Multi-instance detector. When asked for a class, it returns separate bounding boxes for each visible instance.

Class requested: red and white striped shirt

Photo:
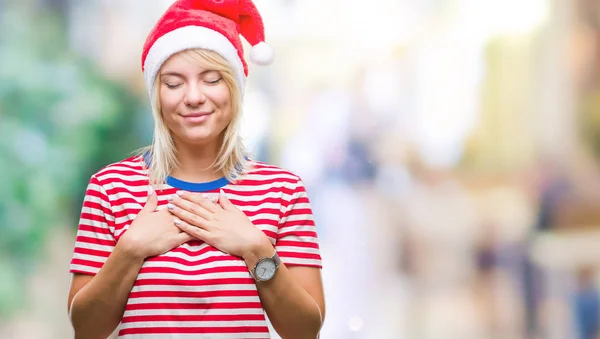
[69,156,322,338]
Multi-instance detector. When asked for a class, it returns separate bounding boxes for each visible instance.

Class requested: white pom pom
[250,42,274,65]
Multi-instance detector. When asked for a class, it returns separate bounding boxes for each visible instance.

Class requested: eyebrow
[160,70,218,77]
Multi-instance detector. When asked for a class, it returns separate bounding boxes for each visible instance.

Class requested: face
[158,52,233,148]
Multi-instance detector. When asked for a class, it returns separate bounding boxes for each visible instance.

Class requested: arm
[67,183,192,338]
[243,246,325,339]
[68,243,144,339]
[169,179,326,339]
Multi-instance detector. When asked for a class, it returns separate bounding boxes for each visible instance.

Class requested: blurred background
[2,0,600,338]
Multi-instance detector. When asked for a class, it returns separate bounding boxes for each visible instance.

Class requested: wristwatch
[250,251,281,282]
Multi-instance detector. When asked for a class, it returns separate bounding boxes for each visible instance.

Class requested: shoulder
[89,155,147,187]
[240,160,312,202]
[243,160,303,185]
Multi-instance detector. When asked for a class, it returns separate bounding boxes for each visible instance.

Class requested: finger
[168,203,211,229]
[168,193,213,220]
[174,231,194,245]
[174,218,210,241]
[140,186,158,215]
[218,189,235,211]
[199,193,219,212]
[178,191,218,213]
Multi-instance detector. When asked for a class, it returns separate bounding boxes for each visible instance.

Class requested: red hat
[142,0,274,97]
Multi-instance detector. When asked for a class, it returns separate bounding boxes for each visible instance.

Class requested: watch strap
[271,251,281,267]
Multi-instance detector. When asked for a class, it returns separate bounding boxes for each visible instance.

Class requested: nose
[183,83,206,107]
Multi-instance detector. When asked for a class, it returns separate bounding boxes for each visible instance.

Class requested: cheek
[159,89,182,113]
[210,86,232,110]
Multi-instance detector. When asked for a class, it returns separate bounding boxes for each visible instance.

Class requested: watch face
[256,259,277,280]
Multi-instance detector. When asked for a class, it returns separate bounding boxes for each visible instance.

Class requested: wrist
[242,238,275,269]
[116,235,147,263]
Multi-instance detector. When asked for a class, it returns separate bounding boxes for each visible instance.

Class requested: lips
[181,111,213,124]
[182,111,212,118]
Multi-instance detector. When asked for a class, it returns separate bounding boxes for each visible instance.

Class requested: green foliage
[0,4,148,317]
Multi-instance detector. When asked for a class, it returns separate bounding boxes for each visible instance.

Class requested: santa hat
[141,0,274,98]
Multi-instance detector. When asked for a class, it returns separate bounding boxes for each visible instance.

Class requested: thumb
[141,185,158,214]
[218,189,234,210]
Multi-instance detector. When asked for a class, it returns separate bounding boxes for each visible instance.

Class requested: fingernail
[176,191,185,197]
[167,195,174,202]
[173,218,181,226]
[167,203,175,210]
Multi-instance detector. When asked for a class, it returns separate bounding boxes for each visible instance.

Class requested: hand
[167,190,272,259]
[119,186,193,260]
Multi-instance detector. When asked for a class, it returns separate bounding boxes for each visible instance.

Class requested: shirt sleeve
[276,177,322,268]
[69,175,116,275]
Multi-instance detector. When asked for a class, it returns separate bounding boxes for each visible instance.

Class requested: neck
[170,140,223,183]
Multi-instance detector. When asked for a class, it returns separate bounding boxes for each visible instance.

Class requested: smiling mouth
[182,111,213,118]
[180,111,213,124]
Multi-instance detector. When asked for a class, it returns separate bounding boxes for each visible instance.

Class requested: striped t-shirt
[69,156,322,338]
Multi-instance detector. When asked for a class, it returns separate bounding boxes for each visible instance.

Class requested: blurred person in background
[66,1,325,338]
[572,266,600,339]
[523,158,571,339]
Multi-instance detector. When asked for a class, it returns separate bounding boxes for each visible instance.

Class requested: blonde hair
[139,48,250,186]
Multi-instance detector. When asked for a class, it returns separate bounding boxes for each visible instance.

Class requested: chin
[169,121,227,147]
[178,130,220,146]
[183,135,217,146]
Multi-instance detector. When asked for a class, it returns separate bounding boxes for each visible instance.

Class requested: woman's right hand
[119,186,193,260]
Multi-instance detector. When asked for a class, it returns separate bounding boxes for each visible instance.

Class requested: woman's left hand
[167,190,272,258]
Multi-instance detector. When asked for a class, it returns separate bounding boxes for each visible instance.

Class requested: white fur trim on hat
[250,42,274,65]
[143,25,246,99]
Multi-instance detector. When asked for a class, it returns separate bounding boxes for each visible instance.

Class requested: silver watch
[250,251,281,282]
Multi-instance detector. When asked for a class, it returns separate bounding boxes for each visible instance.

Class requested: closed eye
[205,78,222,85]
[165,83,182,89]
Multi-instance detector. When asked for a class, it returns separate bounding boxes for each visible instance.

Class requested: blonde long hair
[139,48,250,186]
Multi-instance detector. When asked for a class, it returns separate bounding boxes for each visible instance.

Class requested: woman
[67,1,325,338]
